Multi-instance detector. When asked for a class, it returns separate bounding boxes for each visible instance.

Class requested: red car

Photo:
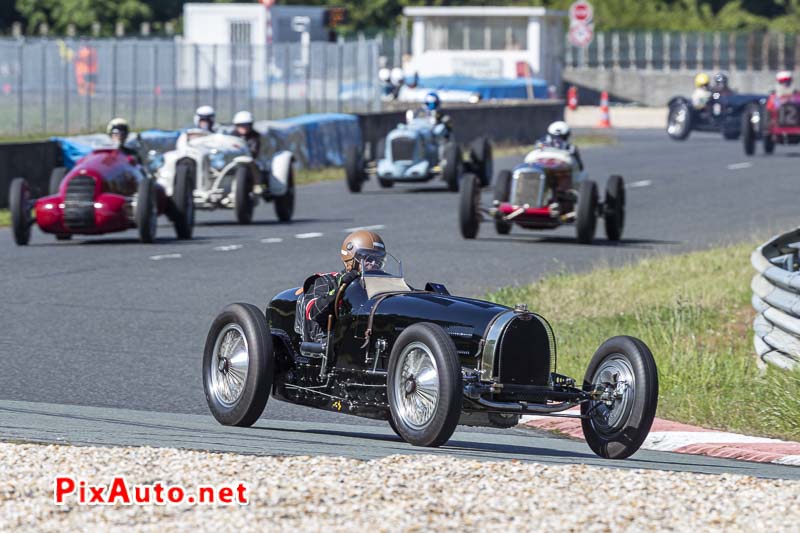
[9,147,193,245]
[743,92,800,155]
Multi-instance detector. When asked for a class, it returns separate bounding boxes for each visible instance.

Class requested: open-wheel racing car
[742,92,800,155]
[345,109,492,193]
[666,91,763,141]
[154,129,295,224]
[202,252,659,459]
[459,142,625,244]
[9,146,193,245]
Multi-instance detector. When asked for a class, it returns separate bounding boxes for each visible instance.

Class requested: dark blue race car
[667,91,765,141]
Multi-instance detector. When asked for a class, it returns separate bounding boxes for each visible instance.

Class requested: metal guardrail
[751,228,800,371]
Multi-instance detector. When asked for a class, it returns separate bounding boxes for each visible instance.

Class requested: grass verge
[0,209,8,227]
[296,166,344,186]
[492,133,617,159]
[486,242,800,441]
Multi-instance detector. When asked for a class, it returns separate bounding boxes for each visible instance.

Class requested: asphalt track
[2,129,800,478]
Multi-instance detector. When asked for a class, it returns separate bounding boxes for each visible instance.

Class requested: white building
[403,6,566,86]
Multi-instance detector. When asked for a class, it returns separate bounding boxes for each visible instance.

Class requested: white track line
[213,244,243,252]
[149,253,182,261]
[295,232,324,239]
[727,162,753,170]
[261,237,283,244]
[344,224,386,232]
[629,180,652,188]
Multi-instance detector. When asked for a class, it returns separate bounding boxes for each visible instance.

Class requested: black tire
[172,161,194,240]
[234,164,254,224]
[9,177,32,246]
[743,112,756,156]
[378,178,394,188]
[666,101,691,140]
[581,336,659,460]
[576,179,598,244]
[387,322,462,447]
[459,173,480,239]
[56,234,72,241]
[203,303,274,427]
[493,169,512,235]
[722,130,740,140]
[470,137,493,187]
[387,415,402,439]
[136,179,157,244]
[442,142,462,192]
[345,144,364,193]
[273,164,295,222]
[49,167,67,195]
[764,134,775,155]
[604,175,625,242]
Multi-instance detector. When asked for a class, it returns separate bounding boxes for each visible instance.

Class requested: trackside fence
[751,228,800,371]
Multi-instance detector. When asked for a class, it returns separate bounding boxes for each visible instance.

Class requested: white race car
[154,129,295,224]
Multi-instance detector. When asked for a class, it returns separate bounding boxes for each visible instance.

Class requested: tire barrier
[751,228,800,371]
[0,140,62,208]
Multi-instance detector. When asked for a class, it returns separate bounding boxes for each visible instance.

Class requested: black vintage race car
[667,91,764,141]
[203,254,659,459]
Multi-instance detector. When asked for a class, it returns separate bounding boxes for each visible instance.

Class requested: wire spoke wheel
[393,342,440,429]
[210,324,250,407]
[588,355,635,436]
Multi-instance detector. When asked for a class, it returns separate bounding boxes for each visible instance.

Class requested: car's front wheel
[576,179,598,244]
[136,179,157,244]
[459,173,481,239]
[172,161,194,239]
[442,142,462,192]
[9,177,33,246]
[580,336,659,459]
[203,303,274,427]
[345,145,364,193]
[234,164,255,224]
[493,169,512,235]
[604,175,625,241]
[387,322,462,447]
[666,101,691,140]
[273,164,295,222]
[742,110,756,156]
[764,134,776,155]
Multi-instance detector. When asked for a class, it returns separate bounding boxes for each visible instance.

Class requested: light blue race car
[345,109,492,193]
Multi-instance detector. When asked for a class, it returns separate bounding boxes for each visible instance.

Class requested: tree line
[3,0,800,36]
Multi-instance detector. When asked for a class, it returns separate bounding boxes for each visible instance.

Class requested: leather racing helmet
[341,230,386,272]
[547,120,571,142]
[194,105,215,129]
[777,70,793,86]
[694,72,710,88]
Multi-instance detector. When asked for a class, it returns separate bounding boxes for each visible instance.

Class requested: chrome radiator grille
[510,171,545,207]
[63,175,96,231]
[390,137,416,161]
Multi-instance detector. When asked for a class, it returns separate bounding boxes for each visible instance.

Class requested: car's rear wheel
[764,134,775,155]
[172,161,194,239]
[345,144,364,193]
[273,164,295,222]
[576,179,598,244]
[581,336,659,459]
[493,169,512,235]
[442,142,462,192]
[470,136,493,187]
[136,179,157,243]
[459,173,481,239]
[666,101,691,140]
[49,167,67,196]
[387,322,462,447]
[9,177,32,246]
[203,303,274,427]
[604,175,625,242]
[234,164,254,224]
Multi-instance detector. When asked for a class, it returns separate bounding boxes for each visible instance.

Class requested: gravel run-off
[2,442,799,532]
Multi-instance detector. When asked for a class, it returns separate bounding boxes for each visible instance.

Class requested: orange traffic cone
[597,91,611,128]
[567,85,578,111]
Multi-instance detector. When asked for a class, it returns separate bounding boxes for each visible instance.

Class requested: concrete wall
[565,68,782,107]
[358,100,564,149]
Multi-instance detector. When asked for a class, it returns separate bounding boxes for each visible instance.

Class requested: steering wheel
[333,275,358,319]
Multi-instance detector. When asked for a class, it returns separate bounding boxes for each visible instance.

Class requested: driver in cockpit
[540,120,584,171]
[299,230,386,343]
